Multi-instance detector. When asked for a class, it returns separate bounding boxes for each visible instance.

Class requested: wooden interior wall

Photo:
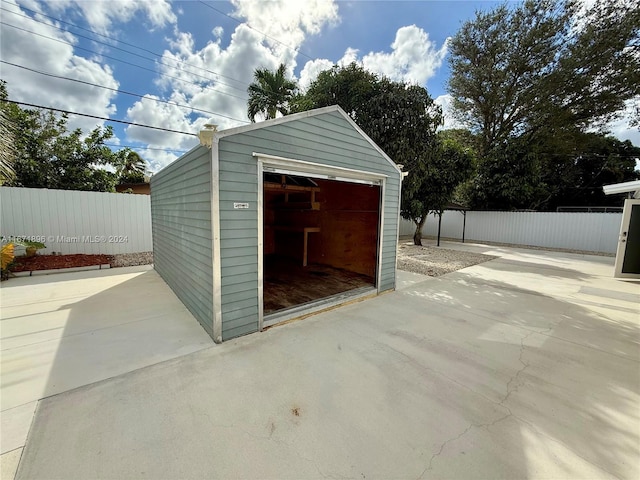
[309,180,379,278]
[264,189,320,260]
[263,177,380,279]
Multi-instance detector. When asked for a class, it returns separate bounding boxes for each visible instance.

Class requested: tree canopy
[401,131,475,244]
[448,0,640,156]
[0,80,144,192]
[447,0,640,210]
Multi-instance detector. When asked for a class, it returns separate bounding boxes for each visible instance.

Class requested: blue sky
[1,0,638,172]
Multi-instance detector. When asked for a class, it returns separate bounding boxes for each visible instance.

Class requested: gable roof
[216,105,402,175]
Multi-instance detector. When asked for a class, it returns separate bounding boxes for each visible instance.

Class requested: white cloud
[126,2,341,171]
[230,0,339,65]
[0,2,118,132]
[297,47,361,91]
[46,0,176,33]
[434,94,465,130]
[298,58,334,91]
[605,98,640,146]
[124,95,200,171]
[297,25,448,92]
[362,25,448,85]
[212,26,224,39]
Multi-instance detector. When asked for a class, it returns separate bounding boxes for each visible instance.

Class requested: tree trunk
[413,216,426,246]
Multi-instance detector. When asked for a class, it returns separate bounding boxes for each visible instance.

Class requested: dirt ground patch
[12,254,112,272]
[10,252,154,273]
[397,242,496,276]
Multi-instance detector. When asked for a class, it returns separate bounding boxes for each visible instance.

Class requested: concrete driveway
[6,245,640,479]
[0,266,214,478]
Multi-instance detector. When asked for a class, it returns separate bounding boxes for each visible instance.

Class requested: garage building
[151,106,402,343]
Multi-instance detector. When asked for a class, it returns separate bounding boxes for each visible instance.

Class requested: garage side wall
[150,147,214,337]
[218,110,400,341]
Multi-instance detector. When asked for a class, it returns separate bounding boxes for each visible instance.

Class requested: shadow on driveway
[0,266,213,460]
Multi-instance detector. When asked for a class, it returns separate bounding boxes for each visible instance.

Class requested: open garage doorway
[262,171,381,319]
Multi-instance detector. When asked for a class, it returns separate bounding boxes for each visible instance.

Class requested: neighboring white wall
[400,210,622,254]
[0,187,152,254]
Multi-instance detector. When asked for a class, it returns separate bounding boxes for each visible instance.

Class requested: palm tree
[247,63,297,122]
[0,108,15,186]
[118,151,146,176]
[117,150,147,183]
[0,87,16,186]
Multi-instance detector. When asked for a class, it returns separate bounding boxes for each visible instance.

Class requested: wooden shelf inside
[264,181,320,210]
[273,226,320,267]
[264,182,320,193]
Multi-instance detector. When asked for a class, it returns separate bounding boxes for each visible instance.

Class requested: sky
[1,0,638,173]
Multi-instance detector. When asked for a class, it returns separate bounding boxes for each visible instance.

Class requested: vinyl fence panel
[0,187,152,254]
[400,210,622,254]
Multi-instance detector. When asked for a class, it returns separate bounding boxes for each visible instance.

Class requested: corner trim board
[377,178,386,293]
[211,136,223,343]
[257,159,265,331]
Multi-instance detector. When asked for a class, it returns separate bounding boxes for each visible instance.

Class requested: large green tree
[448,0,640,210]
[448,0,640,156]
[1,81,129,192]
[247,63,297,122]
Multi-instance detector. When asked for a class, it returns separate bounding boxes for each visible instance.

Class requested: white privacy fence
[1,187,623,255]
[399,210,622,254]
[0,187,152,255]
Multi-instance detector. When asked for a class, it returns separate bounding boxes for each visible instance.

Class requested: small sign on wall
[233,202,249,209]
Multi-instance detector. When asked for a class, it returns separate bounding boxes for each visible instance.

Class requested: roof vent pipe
[198,123,218,148]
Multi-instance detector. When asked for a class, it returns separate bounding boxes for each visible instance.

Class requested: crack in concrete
[499,326,554,407]
[416,327,555,479]
[416,412,514,480]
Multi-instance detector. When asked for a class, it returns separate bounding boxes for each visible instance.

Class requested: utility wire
[1,60,250,124]
[0,5,250,95]
[0,21,250,102]
[1,99,199,137]
[1,1,251,91]
[104,143,188,153]
[0,2,313,106]
[198,0,315,61]
[2,1,301,101]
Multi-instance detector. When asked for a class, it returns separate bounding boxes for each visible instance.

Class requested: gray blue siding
[151,147,214,337]
[150,107,401,343]
[218,109,400,340]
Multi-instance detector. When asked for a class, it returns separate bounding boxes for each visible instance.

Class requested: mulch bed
[11,254,113,272]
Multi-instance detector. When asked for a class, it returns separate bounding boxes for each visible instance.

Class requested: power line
[198,0,315,61]
[0,5,251,95]
[1,2,252,91]
[0,21,250,103]
[1,60,250,124]
[1,99,198,137]
[2,1,308,106]
[104,143,188,153]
